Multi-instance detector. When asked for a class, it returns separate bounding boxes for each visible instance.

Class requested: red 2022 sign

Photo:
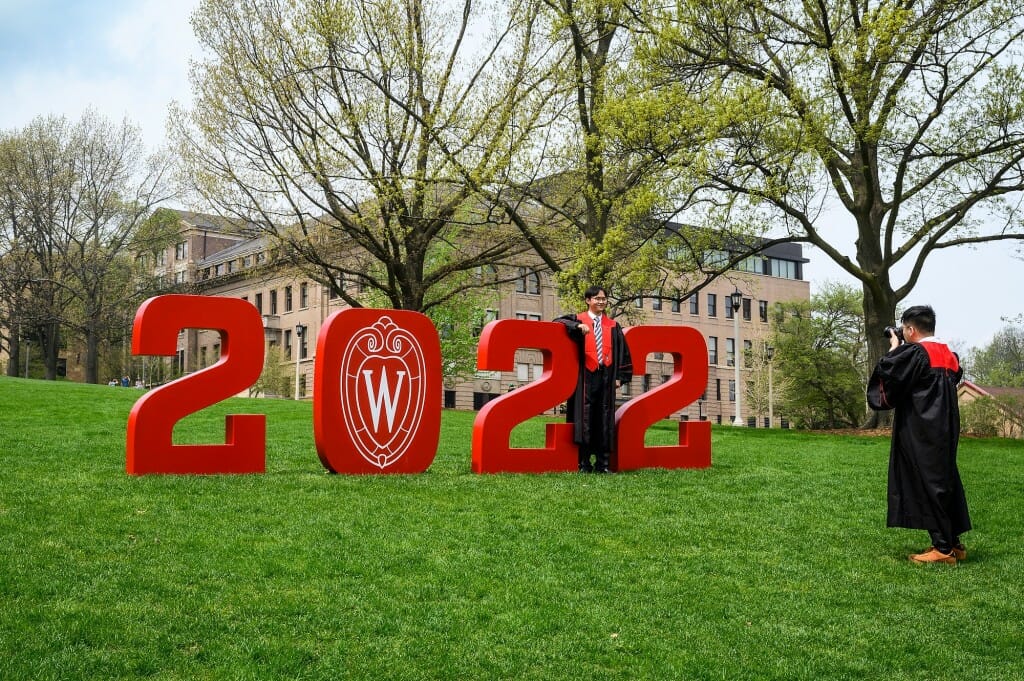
[126,295,710,475]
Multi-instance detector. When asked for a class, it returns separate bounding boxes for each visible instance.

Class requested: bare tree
[173,0,557,314]
[0,113,174,382]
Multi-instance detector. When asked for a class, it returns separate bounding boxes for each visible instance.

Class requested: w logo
[363,368,406,432]
[336,316,427,469]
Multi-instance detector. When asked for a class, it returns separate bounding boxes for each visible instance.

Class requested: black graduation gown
[554,314,633,451]
[867,342,971,537]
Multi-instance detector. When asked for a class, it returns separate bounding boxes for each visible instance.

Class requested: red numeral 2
[471,320,578,473]
[126,295,266,475]
[614,326,711,470]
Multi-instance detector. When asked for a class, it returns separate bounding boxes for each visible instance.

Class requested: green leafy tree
[770,283,867,429]
[646,0,1024,394]
[966,324,1024,387]
[502,0,763,316]
[250,344,292,398]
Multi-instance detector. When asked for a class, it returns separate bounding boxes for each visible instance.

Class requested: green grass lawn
[1,375,1023,680]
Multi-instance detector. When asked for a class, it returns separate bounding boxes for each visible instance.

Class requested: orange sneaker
[952,544,967,561]
[909,547,957,565]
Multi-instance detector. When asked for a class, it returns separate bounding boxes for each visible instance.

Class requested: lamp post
[766,345,775,428]
[729,287,743,426]
[294,324,306,400]
[24,339,30,379]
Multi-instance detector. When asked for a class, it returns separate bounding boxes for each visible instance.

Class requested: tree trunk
[6,336,20,377]
[84,324,100,384]
[41,322,60,381]
[862,282,898,429]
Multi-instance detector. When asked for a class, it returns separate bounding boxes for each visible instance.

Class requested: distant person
[555,286,633,473]
[108,378,118,387]
[867,305,971,565]
[121,376,130,388]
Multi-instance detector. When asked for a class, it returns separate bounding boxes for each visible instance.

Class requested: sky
[2,0,1022,352]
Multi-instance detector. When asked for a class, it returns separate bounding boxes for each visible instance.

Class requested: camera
[883,325,904,341]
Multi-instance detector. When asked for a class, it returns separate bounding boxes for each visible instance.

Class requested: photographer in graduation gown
[867,305,971,565]
[555,286,633,473]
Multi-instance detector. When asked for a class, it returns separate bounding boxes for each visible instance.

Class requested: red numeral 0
[313,309,442,474]
[614,325,711,471]
[126,295,266,475]
[471,320,578,473]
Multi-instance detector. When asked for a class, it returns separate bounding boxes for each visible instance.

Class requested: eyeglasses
[590,297,608,301]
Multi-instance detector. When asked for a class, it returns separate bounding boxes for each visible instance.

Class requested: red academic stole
[920,341,960,373]
[577,313,615,371]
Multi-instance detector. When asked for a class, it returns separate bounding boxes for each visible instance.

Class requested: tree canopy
[645,0,1024,377]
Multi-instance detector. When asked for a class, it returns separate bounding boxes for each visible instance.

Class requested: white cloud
[0,0,199,150]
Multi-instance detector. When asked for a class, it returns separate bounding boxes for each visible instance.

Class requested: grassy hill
[1,376,1022,680]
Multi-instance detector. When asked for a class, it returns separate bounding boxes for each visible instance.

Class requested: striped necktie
[593,315,604,365]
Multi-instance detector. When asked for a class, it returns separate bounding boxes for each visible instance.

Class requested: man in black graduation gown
[867,305,971,565]
[555,286,633,473]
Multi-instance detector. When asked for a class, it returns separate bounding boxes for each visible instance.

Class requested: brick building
[150,209,810,425]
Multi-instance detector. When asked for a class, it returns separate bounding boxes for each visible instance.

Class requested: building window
[517,363,530,381]
[726,338,736,367]
[227,260,236,274]
[298,374,307,398]
[285,286,293,312]
[175,241,188,260]
[300,282,309,308]
[689,293,699,315]
[715,378,721,401]
[174,270,186,284]
[641,374,651,392]
[652,296,662,311]
[256,251,267,264]
[772,258,797,279]
[527,272,540,295]
[156,250,167,266]
[243,255,253,268]
[444,390,456,409]
[199,346,207,368]
[270,289,278,315]
[671,297,681,313]
[707,336,718,364]
[284,330,292,359]
[725,298,734,319]
[635,297,643,309]
[214,263,224,276]
[474,309,500,337]
[742,297,751,321]
[300,329,309,359]
[736,256,762,274]
[707,293,717,317]
[254,292,263,314]
[729,380,736,402]
[759,300,768,323]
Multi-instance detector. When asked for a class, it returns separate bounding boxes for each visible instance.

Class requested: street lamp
[729,287,743,426]
[294,324,306,400]
[766,345,775,428]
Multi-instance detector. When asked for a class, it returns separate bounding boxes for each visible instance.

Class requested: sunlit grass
[1,376,1022,680]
